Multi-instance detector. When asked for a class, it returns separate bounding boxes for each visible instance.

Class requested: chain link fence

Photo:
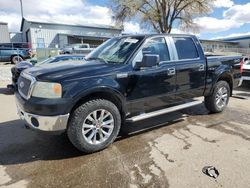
[0,42,97,63]
[217,48,250,56]
[202,46,250,56]
[33,42,96,61]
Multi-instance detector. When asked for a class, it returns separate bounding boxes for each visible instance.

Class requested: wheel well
[217,74,233,96]
[70,91,125,118]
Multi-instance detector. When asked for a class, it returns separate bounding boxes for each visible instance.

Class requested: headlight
[32,82,62,99]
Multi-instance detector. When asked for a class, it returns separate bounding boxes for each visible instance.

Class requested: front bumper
[241,76,250,81]
[16,102,69,132]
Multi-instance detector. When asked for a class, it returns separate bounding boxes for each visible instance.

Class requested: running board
[126,100,203,122]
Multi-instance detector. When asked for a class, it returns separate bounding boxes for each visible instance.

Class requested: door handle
[199,64,205,71]
[167,67,176,76]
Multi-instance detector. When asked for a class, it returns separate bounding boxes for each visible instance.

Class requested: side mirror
[134,54,160,70]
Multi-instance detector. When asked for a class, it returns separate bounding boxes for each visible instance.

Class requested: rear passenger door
[171,37,206,100]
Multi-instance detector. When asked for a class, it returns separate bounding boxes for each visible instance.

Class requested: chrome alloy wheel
[82,109,114,145]
[215,86,228,109]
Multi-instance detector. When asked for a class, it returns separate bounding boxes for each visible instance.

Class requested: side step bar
[126,100,203,122]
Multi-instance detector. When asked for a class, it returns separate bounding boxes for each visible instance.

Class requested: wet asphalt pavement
[1,80,250,188]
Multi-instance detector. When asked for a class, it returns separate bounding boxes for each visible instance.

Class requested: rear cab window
[173,37,199,60]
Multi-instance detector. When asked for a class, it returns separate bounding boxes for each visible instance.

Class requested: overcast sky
[0,0,250,39]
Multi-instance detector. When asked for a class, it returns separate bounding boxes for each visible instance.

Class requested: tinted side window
[133,37,170,65]
[173,37,199,60]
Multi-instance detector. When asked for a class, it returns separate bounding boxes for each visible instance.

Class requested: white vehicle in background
[241,60,250,83]
[61,43,94,55]
[243,56,250,64]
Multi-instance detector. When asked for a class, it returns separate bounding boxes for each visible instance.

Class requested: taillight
[240,60,243,73]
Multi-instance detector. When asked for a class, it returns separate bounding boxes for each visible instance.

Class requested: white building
[200,39,238,52]
[0,22,10,43]
[20,18,123,49]
[200,35,250,56]
[220,35,250,48]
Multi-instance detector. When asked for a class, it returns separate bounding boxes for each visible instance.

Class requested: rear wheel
[205,81,230,113]
[11,55,23,64]
[67,99,121,153]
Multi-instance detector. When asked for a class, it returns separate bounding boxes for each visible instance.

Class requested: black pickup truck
[15,34,242,153]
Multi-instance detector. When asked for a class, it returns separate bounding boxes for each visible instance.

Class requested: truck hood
[24,60,121,82]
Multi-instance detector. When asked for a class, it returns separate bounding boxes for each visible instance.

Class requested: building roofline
[0,22,8,25]
[216,34,250,42]
[222,36,250,42]
[60,33,113,39]
[20,18,123,32]
[122,33,198,37]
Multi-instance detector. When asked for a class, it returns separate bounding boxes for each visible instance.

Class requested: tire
[205,81,230,113]
[67,99,121,153]
[11,55,23,64]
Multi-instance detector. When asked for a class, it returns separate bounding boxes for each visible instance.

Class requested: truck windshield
[85,36,144,64]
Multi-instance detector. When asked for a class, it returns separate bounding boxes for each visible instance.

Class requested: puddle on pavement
[2,104,250,187]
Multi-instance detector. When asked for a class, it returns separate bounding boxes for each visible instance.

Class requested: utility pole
[20,0,24,42]
[20,0,24,18]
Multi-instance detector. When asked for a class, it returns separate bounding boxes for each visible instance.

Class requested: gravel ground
[0,81,250,187]
[0,63,13,82]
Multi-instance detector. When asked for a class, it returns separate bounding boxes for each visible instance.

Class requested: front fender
[73,86,125,105]
[62,77,126,113]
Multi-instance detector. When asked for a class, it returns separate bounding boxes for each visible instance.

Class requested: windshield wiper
[86,57,109,64]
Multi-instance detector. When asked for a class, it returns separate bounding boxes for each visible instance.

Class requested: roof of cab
[121,33,196,38]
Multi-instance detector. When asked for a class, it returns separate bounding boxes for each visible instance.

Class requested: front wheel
[67,99,121,153]
[205,81,230,113]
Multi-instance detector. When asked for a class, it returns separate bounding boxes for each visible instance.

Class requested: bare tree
[112,0,215,33]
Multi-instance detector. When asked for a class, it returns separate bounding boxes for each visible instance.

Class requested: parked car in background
[15,34,242,153]
[11,55,85,86]
[61,43,93,55]
[243,56,250,64]
[240,60,250,84]
[0,43,31,64]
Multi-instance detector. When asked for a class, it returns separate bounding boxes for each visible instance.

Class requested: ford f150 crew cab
[15,34,242,153]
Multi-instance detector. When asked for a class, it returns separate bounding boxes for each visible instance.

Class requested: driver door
[126,37,176,114]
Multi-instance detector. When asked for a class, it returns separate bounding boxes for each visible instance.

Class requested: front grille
[18,75,32,98]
